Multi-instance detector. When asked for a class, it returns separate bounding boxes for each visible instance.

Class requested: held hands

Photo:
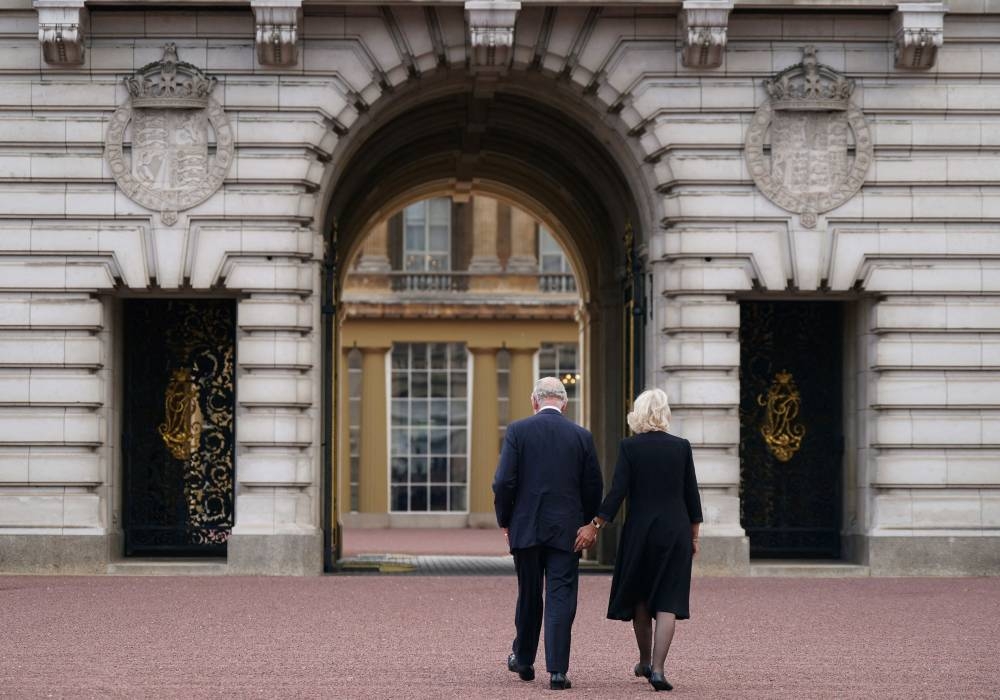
[574,523,598,552]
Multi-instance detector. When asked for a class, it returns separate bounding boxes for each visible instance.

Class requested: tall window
[403,197,451,272]
[497,349,511,448]
[538,342,580,423]
[347,348,362,512]
[538,227,577,292]
[390,343,468,512]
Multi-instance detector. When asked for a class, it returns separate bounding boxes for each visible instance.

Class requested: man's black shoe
[550,672,571,690]
[507,653,535,681]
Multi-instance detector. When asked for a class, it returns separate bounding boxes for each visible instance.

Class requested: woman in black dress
[575,388,703,691]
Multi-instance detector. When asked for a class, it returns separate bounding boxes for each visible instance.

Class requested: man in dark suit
[493,376,604,690]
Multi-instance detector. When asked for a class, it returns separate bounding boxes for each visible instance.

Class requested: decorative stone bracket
[33,0,86,65]
[465,0,521,72]
[891,2,945,70]
[680,0,733,69]
[252,0,301,66]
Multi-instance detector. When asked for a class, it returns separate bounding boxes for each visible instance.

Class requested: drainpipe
[321,223,340,571]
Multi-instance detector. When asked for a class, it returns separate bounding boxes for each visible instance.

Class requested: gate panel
[123,299,236,556]
[739,301,843,559]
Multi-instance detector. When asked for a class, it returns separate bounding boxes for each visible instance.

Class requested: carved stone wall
[0,2,998,575]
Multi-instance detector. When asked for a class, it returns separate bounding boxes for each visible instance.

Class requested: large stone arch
[314,61,663,563]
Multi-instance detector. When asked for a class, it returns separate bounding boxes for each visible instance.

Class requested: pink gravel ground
[1,575,998,699]
[341,527,510,557]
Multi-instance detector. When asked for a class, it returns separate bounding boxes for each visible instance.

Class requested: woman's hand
[574,523,598,552]
[692,537,700,557]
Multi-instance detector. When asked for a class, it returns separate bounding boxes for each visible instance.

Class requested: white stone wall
[0,1,997,572]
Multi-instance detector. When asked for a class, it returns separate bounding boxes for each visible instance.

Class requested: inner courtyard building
[338,195,583,529]
[0,0,998,577]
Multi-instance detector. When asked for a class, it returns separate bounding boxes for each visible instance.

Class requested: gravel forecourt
[1,575,998,699]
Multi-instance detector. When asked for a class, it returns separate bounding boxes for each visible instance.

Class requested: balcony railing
[389,271,470,292]
[370,271,577,294]
[539,273,577,293]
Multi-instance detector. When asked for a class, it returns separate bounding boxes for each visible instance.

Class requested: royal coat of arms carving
[105,44,234,225]
[745,46,873,229]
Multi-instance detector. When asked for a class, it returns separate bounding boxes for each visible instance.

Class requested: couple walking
[493,377,703,692]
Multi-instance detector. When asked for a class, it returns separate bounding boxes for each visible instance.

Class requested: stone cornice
[252,0,301,67]
[891,2,946,70]
[465,0,521,73]
[33,0,86,66]
[680,0,733,70]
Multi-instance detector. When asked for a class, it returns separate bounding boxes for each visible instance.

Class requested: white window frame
[403,198,452,272]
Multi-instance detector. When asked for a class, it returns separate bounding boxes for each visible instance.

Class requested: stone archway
[317,69,661,566]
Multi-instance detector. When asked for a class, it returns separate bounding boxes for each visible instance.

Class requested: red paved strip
[1,576,997,699]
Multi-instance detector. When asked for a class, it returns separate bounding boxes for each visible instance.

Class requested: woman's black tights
[633,602,677,674]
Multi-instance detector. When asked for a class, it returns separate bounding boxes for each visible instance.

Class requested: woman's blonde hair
[627,388,672,434]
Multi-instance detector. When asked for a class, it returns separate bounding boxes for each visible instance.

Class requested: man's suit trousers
[511,545,580,674]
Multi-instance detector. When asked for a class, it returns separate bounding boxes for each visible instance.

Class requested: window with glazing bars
[403,198,451,272]
[390,342,469,512]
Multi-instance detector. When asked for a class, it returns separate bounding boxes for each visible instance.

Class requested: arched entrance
[317,71,660,569]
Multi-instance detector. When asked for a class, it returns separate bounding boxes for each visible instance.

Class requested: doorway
[739,301,844,559]
[121,299,236,557]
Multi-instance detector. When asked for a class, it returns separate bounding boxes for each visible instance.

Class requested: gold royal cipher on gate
[757,370,805,462]
[158,367,204,460]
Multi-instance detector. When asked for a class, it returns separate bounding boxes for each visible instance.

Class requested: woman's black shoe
[648,672,673,691]
[634,663,652,678]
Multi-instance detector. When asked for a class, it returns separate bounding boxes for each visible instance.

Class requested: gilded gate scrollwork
[738,302,843,559]
[124,299,235,555]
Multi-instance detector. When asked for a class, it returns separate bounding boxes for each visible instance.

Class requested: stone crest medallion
[745,46,873,229]
[105,44,233,225]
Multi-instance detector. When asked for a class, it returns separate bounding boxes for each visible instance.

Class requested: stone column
[358,346,389,517]
[508,347,536,421]
[506,208,538,274]
[468,196,502,273]
[355,219,391,273]
[468,346,500,526]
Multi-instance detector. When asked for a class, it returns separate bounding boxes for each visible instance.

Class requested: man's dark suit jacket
[492,408,604,553]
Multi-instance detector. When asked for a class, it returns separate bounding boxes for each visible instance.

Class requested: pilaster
[469,346,500,525]
[658,288,748,572]
[508,348,536,422]
[468,196,502,274]
[358,346,389,514]
[506,208,538,274]
[355,219,392,274]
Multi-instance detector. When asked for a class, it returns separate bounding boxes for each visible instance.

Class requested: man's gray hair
[532,376,568,404]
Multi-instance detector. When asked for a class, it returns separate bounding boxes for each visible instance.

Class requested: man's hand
[503,527,509,545]
[574,523,597,552]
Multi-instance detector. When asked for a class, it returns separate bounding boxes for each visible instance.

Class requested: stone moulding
[252,0,301,67]
[891,2,946,70]
[465,0,521,72]
[104,44,234,226]
[33,0,86,66]
[745,46,873,229]
[680,0,733,69]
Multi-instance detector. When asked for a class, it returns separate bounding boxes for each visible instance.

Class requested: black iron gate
[739,301,843,559]
[123,299,236,556]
